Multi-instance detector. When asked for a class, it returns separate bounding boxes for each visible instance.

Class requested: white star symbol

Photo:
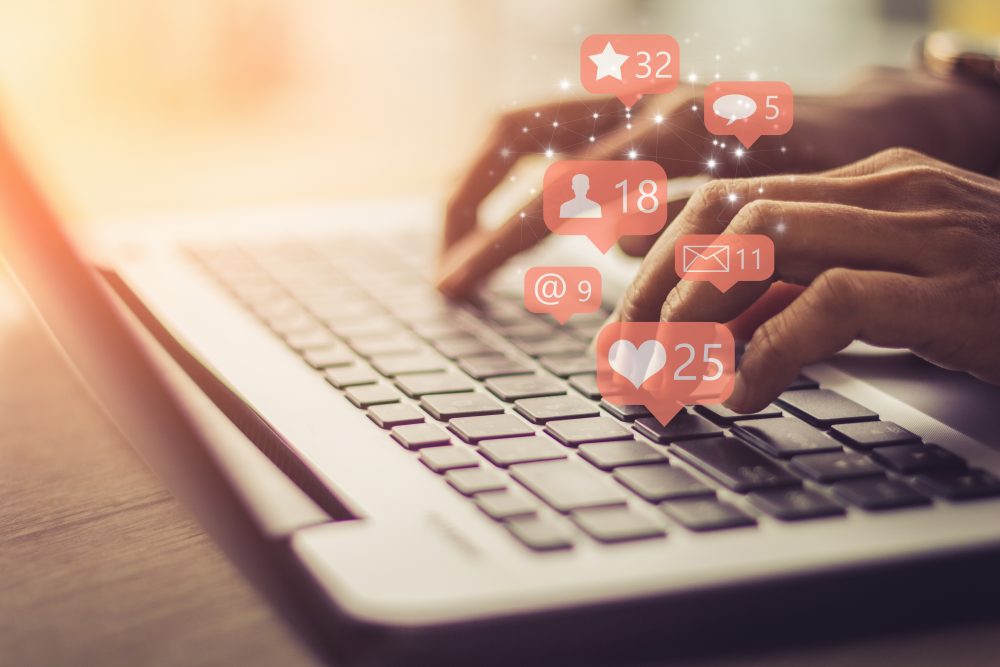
[588,41,629,81]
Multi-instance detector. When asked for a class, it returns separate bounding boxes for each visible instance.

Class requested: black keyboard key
[302,345,355,369]
[485,374,566,402]
[748,488,845,521]
[833,478,931,511]
[367,403,425,428]
[475,490,537,519]
[600,402,651,421]
[914,469,1000,501]
[514,336,588,358]
[433,336,498,359]
[514,395,599,424]
[613,464,714,502]
[672,437,801,493]
[458,355,533,380]
[324,364,379,389]
[695,403,782,425]
[538,355,598,378]
[370,353,446,377]
[496,321,552,339]
[578,441,667,470]
[505,516,573,551]
[510,460,627,512]
[350,334,423,357]
[776,389,878,426]
[420,393,505,420]
[419,446,479,472]
[545,417,632,446]
[659,498,756,531]
[830,421,920,449]
[390,423,452,450]
[789,451,883,483]
[633,412,723,443]
[445,467,507,495]
[449,414,535,443]
[478,436,567,467]
[571,506,665,543]
[345,383,402,408]
[785,374,819,390]
[733,417,844,458]
[870,443,966,474]
[568,374,601,400]
[394,372,475,398]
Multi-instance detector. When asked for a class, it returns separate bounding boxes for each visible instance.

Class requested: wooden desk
[1,278,997,667]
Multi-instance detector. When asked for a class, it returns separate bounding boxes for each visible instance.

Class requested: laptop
[3,118,1000,666]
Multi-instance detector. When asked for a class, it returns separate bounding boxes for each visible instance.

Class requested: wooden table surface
[2,276,998,667]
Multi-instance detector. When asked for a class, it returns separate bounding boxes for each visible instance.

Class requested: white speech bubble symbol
[713,94,756,126]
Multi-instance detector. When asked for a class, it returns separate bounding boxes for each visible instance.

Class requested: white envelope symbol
[682,245,729,273]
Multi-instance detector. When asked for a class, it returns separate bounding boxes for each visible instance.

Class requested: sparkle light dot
[714,73,721,79]
[534,111,541,118]
[734,148,744,158]
[691,104,698,111]
[500,148,510,157]
[628,149,638,159]
[707,159,717,169]
[509,176,516,182]
[654,113,664,124]
[748,71,759,81]
[720,142,726,148]
[712,139,719,146]
[727,192,738,202]
[552,121,559,127]
[626,123,632,129]
[530,188,537,195]
[522,126,528,133]
[559,79,570,90]
[780,146,787,153]
[714,53,721,61]
[520,212,527,219]
[625,112,632,119]
[593,112,599,119]
[544,148,554,158]
[589,136,596,142]
[775,221,786,233]
[757,186,764,194]
[688,72,698,83]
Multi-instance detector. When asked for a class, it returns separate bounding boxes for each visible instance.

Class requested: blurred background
[0,0,997,227]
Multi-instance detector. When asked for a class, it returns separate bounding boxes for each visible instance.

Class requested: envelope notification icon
[682,245,729,273]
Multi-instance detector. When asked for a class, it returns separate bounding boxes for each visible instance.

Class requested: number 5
[764,95,780,121]
[703,343,724,381]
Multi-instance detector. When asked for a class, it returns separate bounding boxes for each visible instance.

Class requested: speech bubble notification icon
[523,266,603,324]
[543,160,668,253]
[712,94,756,126]
[704,82,793,148]
[675,233,775,292]
[580,34,679,107]
[596,321,735,424]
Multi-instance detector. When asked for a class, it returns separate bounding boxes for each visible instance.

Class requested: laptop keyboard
[185,236,1000,551]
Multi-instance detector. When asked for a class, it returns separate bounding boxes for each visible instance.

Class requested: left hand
[611,147,1000,412]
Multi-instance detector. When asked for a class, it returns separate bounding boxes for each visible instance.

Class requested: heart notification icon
[596,321,736,424]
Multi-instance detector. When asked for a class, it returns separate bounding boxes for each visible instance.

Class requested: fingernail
[723,373,748,411]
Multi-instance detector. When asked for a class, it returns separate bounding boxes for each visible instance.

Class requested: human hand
[613,147,1000,413]
[436,68,1000,298]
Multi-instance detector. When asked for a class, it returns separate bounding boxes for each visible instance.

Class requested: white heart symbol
[608,339,667,389]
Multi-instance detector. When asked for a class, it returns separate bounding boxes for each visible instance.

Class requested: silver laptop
[4,121,999,666]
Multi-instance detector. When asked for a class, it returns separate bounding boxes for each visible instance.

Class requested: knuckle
[618,282,648,322]
[812,268,863,317]
[730,199,780,234]
[749,318,787,365]
[691,179,730,210]
[660,285,687,320]
[875,146,927,167]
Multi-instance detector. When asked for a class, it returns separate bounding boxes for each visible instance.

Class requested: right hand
[436,68,1000,298]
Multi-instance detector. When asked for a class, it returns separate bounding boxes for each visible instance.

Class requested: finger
[660,201,947,327]
[725,269,937,412]
[443,97,628,251]
[725,282,803,341]
[437,118,664,298]
[613,164,948,324]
